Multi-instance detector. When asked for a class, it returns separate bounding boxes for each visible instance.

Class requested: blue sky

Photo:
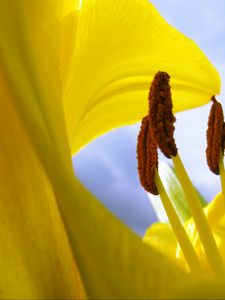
[73,0,225,236]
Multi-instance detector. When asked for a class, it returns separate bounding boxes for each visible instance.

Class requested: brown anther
[206,97,224,175]
[148,71,177,158]
[137,116,158,195]
[222,122,225,150]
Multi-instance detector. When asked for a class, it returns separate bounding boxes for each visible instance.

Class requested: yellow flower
[0,0,222,298]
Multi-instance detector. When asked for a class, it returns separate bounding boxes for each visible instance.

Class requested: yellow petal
[0,73,85,298]
[63,0,221,153]
[49,0,80,20]
[53,171,187,298]
[0,1,86,298]
[0,0,71,168]
[1,86,186,298]
[60,10,80,87]
[0,1,187,298]
[172,279,225,299]
[143,222,178,263]
[1,67,187,298]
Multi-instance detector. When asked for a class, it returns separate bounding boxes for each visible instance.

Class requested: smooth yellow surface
[0,0,224,298]
[0,1,84,298]
[0,0,71,170]
[0,48,186,298]
[49,0,80,20]
[0,0,186,298]
[55,171,187,298]
[0,73,85,298]
[172,279,225,299]
[63,0,221,153]
[144,222,178,263]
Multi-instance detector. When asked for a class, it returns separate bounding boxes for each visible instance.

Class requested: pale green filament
[172,154,225,277]
[155,172,204,275]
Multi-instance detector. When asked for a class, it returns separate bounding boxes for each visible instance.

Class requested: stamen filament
[155,172,204,275]
[173,154,225,277]
[219,150,225,205]
[207,193,224,228]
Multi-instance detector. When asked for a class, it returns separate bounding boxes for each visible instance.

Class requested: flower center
[137,71,225,277]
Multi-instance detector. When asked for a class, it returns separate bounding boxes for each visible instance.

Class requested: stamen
[148,71,177,158]
[207,192,225,228]
[138,71,225,277]
[155,173,204,275]
[137,116,158,195]
[137,115,203,274]
[148,77,225,276]
[206,96,224,174]
[219,150,225,205]
[206,97,225,221]
[173,154,225,277]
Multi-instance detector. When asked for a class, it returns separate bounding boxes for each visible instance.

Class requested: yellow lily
[0,0,222,298]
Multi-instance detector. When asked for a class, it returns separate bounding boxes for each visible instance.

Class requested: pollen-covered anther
[222,122,225,151]
[149,71,177,158]
[206,96,224,175]
[137,116,158,195]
